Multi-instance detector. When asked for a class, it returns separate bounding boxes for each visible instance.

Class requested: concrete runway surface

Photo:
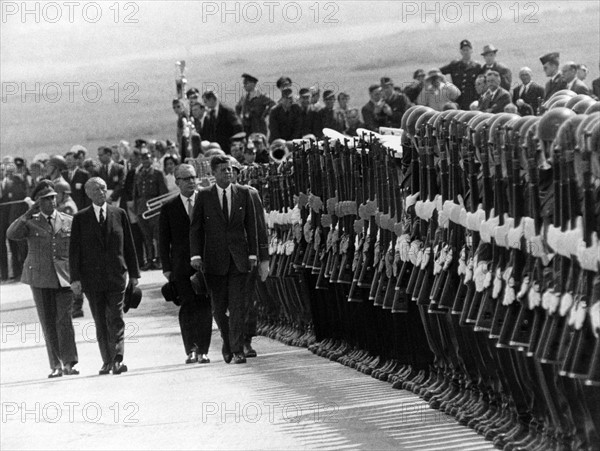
[1,271,494,450]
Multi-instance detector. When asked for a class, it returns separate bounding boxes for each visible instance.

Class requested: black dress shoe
[99,363,111,375]
[186,351,198,364]
[63,363,79,376]
[222,352,233,364]
[244,344,257,358]
[112,362,128,375]
[198,354,210,364]
[48,368,63,378]
[233,353,247,364]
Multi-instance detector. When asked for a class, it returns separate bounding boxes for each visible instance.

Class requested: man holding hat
[7,180,79,378]
[268,88,302,142]
[440,39,482,110]
[236,73,275,136]
[540,52,567,100]
[479,44,512,91]
[416,69,461,111]
[159,164,212,364]
[70,177,140,375]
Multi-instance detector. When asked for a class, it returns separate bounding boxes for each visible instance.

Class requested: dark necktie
[222,189,228,222]
[99,208,105,225]
[47,215,53,231]
[187,198,193,219]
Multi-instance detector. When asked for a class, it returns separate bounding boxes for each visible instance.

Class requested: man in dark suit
[479,44,512,91]
[200,91,243,154]
[7,180,79,378]
[97,146,125,205]
[159,163,212,364]
[190,155,258,365]
[70,177,140,375]
[477,70,512,113]
[361,84,391,132]
[512,67,545,116]
[561,61,591,95]
[119,148,145,268]
[540,52,567,101]
[64,148,91,211]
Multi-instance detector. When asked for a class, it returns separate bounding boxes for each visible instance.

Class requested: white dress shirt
[92,203,108,222]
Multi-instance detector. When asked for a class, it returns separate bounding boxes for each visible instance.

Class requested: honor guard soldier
[440,39,482,110]
[540,52,567,101]
[478,44,512,91]
[236,73,275,136]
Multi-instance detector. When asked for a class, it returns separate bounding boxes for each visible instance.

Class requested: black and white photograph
[1,1,599,449]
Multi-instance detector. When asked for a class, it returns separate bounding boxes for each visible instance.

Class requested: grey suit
[7,212,78,370]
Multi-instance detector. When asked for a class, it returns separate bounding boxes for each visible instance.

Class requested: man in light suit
[512,67,545,116]
[478,70,512,114]
[159,164,212,364]
[7,180,79,378]
[190,155,258,364]
[69,177,140,375]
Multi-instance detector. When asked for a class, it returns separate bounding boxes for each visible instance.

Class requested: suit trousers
[206,256,249,354]
[30,287,78,370]
[85,289,126,364]
[173,278,213,355]
[138,215,159,262]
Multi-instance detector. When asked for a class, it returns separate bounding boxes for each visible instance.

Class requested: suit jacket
[159,195,195,281]
[512,82,545,116]
[384,92,412,128]
[62,168,91,210]
[567,78,590,95]
[7,211,72,288]
[190,184,258,276]
[593,78,600,99]
[98,162,125,201]
[361,101,389,132]
[269,103,302,142]
[544,74,567,101]
[200,103,243,153]
[479,62,512,91]
[235,92,275,136]
[478,87,512,113]
[69,205,140,292]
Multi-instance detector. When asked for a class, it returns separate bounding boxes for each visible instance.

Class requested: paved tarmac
[1,271,495,450]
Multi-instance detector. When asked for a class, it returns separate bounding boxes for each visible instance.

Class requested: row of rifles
[247,97,600,450]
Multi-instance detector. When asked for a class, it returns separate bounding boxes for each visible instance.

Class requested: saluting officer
[440,39,482,110]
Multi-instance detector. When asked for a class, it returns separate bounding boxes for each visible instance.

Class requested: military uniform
[236,91,275,136]
[440,59,482,110]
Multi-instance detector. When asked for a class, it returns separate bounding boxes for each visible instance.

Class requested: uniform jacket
[361,101,389,132]
[62,168,91,210]
[440,59,482,110]
[512,82,545,116]
[190,183,258,276]
[236,91,275,136]
[69,205,140,292]
[7,211,72,288]
[269,103,302,142]
[384,92,412,127]
[133,167,168,215]
[544,74,567,101]
[159,195,196,281]
[479,62,513,91]
[200,103,244,153]
[478,87,512,113]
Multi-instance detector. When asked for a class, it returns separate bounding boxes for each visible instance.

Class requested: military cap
[481,44,498,55]
[230,131,247,141]
[368,84,381,93]
[135,139,147,149]
[31,180,57,200]
[323,90,335,100]
[540,52,560,65]
[299,88,310,97]
[460,39,472,49]
[380,77,394,86]
[281,88,293,98]
[14,157,24,166]
[413,69,426,79]
[276,76,292,89]
[242,73,258,83]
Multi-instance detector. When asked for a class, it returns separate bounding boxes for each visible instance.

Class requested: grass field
[1,1,598,162]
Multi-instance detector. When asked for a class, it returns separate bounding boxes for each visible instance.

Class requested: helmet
[548,89,577,101]
[537,107,576,142]
[405,106,434,138]
[414,110,438,139]
[549,97,571,109]
[504,115,536,144]
[471,116,493,148]
[585,102,600,114]
[555,115,588,150]
[565,94,592,110]
[452,110,480,138]
[572,98,596,115]
[401,105,427,133]
[518,117,541,148]
[576,114,600,151]
[47,155,67,172]
[487,113,519,145]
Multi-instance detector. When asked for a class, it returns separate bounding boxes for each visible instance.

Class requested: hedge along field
[1,1,598,162]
